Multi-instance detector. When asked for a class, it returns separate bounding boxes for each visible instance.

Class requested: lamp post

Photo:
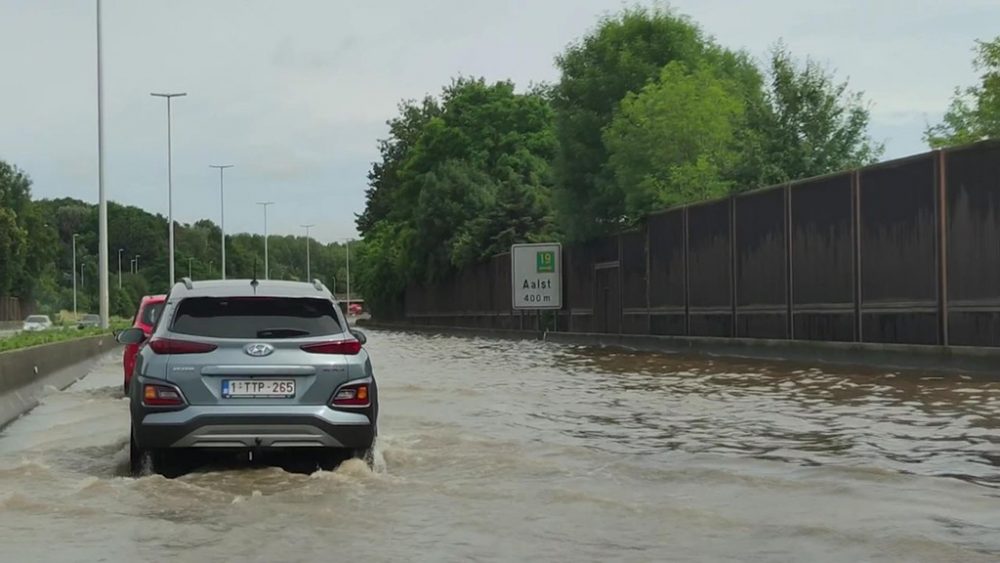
[301,224,315,280]
[346,239,351,311]
[96,0,109,329]
[117,248,124,289]
[188,257,194,279]
[72,234,79,317]
[256,201,275,279]
[150,91,187,286]
[134,254,140,274]
[209,164,233,279]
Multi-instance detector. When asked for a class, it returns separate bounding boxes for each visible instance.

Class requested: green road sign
[536,251,555,273]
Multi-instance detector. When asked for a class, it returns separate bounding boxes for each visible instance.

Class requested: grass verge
[0,327,118,354]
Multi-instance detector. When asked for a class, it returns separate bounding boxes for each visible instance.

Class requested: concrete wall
[0,335,118,427]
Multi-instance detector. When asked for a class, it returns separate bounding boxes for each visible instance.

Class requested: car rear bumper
[133,405,375,450]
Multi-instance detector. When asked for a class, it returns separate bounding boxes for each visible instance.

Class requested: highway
[0,330,997,561]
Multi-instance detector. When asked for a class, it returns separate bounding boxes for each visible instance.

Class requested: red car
[122,294,166,392]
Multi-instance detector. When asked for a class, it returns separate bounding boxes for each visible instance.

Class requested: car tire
[149,449,187,479]
[129,429,149,477]
[130,426,185,478]
[353,446,375,469]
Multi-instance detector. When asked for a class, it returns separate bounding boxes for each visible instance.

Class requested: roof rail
[312,278,324,291]
[180,277,194,290]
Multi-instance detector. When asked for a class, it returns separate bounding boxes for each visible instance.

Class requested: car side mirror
[117,327,147,344]
[350,328,367,345]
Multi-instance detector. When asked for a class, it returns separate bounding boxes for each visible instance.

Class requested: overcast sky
[1,0,996,243]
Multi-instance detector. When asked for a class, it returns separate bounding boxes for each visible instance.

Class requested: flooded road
[0,330,998,562]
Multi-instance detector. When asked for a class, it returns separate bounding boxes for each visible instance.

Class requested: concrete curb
[544,332,1000,375]
[358,321,543,342]
[361,321,1000,376]
[0,334,119,427]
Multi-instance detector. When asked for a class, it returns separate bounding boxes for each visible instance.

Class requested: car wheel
[353,446,375,469]
[131,426,186,478]
[129,429,150,476]
[316,448,352,471]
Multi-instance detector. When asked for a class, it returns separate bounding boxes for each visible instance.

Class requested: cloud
[271,35,359,71]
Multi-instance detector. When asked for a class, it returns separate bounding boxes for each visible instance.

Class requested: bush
[0,327,115,354]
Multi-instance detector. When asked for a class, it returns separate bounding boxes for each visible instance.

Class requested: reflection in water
[0,331,997,562]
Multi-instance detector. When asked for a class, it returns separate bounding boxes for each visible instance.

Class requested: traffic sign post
[511,243,562,310]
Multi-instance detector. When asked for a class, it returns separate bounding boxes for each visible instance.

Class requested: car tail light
[332,382,369,406]
[148,338,217,354]
[143,383,185,406]
[300,339,361,355]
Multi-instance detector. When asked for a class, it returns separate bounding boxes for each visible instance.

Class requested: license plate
[222,379,295,398]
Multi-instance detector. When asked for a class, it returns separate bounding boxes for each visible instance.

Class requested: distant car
[348,303,363,315]
[23,315,53,332]
[78,314,101,329]
[117,279,377,477]
[122,295,166,392]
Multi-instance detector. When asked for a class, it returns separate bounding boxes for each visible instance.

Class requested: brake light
[332,383,370,406]
[143,383,185,406]
[148,338,217,354]
[300,339,361,355]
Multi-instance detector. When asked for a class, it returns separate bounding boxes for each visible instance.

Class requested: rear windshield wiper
[256,328,311,338]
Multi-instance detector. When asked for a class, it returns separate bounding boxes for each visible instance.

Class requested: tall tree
[604,61,745,217]
[744,44,883,187]
[551,7,712,240]
[356,97,441,236]
[925,36,1000,148]
[354,77,555,316]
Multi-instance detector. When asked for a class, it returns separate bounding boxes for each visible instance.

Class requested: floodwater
[0,330,997,562]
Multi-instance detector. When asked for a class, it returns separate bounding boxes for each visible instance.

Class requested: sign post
[511,243,562,311]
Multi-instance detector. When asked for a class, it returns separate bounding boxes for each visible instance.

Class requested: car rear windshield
[141,302,164,326]
[170,297,342,339]
[26,316,48,322]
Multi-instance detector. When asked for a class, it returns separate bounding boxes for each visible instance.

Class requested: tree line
[354,8,999,318]
[0,183,358,318]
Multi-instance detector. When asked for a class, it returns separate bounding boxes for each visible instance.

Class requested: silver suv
[117,278,377,476]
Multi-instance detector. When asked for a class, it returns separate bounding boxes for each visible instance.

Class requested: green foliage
[3,184,362,318]
[551,6,711,240]
[354,78,556,316]
[0,327,112,354]
[926,36,1000,148]
[0,162,56,300]
[604,61,745,216]
[743,44,883,186]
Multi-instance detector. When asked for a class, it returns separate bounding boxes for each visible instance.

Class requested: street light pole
[72,234,79,318]
[150,92,187,287]
[346,239,351,310]
[135,254,140,274]
[96,0,109,329]
[117,248,123,289]
[256,201,274,279]
[301,224,315,280]
[209,164,233,279]
[188,257,193,279]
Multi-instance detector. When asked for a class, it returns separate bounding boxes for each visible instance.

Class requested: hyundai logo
[244,343,274,357]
